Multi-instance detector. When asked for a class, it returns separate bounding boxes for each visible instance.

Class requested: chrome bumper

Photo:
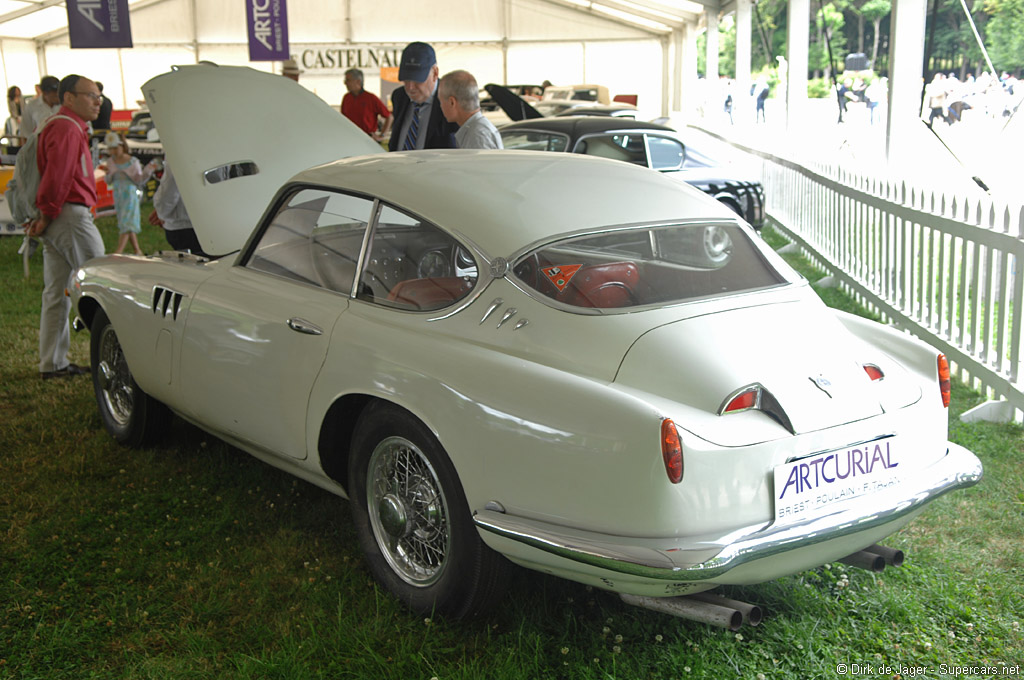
[474,442,982,582]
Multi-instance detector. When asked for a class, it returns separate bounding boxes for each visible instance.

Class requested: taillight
[937,354,951,407]
[720,385,760,414]
[863,364,884,381]
[661,419,683,484]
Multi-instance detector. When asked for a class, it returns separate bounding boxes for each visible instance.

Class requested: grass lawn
[1,217,1021,679]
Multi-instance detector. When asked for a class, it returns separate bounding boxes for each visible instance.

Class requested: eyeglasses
[73,91,102,102]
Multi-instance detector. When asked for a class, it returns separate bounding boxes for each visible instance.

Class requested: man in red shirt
[26,74,105,379]
[341,68,392,142]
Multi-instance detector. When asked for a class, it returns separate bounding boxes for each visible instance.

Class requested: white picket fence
[701,129,1024,421]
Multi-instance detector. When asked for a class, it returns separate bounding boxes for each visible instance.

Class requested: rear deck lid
[615,300,906,445]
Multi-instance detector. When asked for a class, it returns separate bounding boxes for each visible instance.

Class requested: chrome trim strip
[480,298,503,325]
[474,443,982,582]
[496,308,518,329]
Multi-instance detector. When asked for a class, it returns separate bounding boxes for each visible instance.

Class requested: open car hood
[143,63,384,256]
[484,83,544,122]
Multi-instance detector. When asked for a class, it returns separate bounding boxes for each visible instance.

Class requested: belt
[67,202,88,207]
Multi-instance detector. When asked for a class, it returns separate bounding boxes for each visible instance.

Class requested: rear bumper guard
[474,442,981,582]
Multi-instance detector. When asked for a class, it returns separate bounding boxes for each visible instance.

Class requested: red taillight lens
[723,388,758,413]
[863,364,884,381]
[937,354,951,408]
[661,419,683,484]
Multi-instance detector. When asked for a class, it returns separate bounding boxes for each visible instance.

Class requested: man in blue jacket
[388,42,457,151]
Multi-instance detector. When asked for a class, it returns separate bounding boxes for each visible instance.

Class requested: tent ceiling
[0,0,712,42]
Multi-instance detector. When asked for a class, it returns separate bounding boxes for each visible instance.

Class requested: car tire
[90,308,169,447]
[349,402,510,619]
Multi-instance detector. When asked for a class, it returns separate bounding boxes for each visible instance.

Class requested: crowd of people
[922,71,1019,126]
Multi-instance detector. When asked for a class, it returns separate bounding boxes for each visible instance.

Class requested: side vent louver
[152,286,184,320]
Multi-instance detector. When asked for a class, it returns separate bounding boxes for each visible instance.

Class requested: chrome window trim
[503,218,793,316]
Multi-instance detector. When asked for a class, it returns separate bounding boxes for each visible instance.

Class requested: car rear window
[512,223,785,311]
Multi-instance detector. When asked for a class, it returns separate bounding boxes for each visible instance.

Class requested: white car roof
[292,150,735,259]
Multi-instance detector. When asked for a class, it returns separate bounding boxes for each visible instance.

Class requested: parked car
[500,116,766,229]
[120,109,164,166]
[552,103,638,118]
[542,83,611,104]
[71,64,982,622]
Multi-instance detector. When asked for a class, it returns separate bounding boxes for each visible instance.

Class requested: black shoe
[40,363,90,380]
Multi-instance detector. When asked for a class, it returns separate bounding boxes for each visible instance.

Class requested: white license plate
[772,437,904,527]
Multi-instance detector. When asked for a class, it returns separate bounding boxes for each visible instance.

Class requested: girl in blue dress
[103,132,155,255]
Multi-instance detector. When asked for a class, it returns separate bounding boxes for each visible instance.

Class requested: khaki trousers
[38,204,104,373]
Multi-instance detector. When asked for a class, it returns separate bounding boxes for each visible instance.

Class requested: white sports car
[71,65,981,623]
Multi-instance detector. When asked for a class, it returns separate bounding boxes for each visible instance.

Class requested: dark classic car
[499,116,766,229]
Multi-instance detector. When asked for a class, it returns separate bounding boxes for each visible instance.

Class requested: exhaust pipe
[864,543,905,567]
[839,549,886,572]
[621,592,760,630]
[689,592,763,626]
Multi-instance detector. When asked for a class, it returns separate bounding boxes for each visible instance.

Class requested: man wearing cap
[20,75,61,139]
[25,74,105,379]
[388,42,457,151]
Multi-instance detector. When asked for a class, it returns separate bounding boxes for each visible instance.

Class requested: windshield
[512,223,785,311]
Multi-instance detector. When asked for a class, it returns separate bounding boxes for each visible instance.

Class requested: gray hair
[439,70,480,111]
[344,68,364,82]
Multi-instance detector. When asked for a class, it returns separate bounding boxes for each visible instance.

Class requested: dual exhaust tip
[621,543,904,630]
[838,543,905,572]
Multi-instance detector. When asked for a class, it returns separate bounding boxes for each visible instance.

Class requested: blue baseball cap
[398,42,436,82]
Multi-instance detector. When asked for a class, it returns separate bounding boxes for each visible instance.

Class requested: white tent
[0,0,706,117]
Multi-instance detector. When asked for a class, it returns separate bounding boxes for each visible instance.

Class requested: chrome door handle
[287,317,323,335]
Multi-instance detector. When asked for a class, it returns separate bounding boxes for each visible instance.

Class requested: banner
[66,0,133,49]
[246,0,289,62]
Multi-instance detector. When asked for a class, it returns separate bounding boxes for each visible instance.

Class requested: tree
[984,0,1024,72]
[860,0,892,67]
[810,2,848,79]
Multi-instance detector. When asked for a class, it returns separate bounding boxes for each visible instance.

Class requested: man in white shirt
[438,70,503,150]
[20,76,61,139]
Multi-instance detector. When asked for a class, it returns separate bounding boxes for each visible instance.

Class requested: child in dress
[103,132,156,255]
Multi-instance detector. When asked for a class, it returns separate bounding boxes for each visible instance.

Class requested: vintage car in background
[499,116,767,229]
[552,103,639,118]
[71,64,982,623]
[120,108,164,167]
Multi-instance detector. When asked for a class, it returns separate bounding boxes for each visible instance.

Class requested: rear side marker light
[863,364,884,381]
[661,419,683,484]
[937,354,951,408]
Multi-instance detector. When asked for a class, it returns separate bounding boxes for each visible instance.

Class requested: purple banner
[66,0,133,49]
[246,0,290,61]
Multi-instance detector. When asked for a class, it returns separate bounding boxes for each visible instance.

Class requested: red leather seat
[387,277,473,310]
[558,262,638,308]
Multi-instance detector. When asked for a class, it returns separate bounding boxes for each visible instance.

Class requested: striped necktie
[402,103,425,151]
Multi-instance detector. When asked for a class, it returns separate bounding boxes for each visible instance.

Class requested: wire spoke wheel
[350,402,511,617]
[96,324,135,427]
[89,308,168,448]
[367,435,451,587]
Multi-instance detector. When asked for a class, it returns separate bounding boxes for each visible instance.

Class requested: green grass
[1,218,1021,679]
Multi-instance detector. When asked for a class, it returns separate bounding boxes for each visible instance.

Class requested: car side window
[647,135,685,171]
[247,188,374,295]
[576,134,648,166]
[358,205,478,312]
[500,130,569,153]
